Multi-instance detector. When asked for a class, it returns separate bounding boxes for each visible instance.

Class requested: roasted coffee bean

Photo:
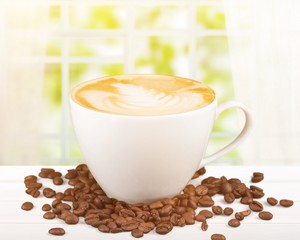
[199,209,213,219]
[160,204,173,216]
[223,207,233,216]
[251,172,264,183]
[267,197,278,206]
[138,222,155,233]
[195,213,206,222]
[221,182,233,195]
[43,188,56,198]
[64,213,79,224]
[110,227,123,233]
[131,229,144,238]
[187,198,198,209]
[259,211,273,220]
[211,233,226,240]
[42,204,51,212]
[48,227,65,236]
[98,224,110,233]
[25,188,40,198]
[55,192,65,201]
[59,210,71,220]
[240,196,253,205]
[201,220,208,231]
[155,222,173,235]
[224,192,235,203]
[48,171,62,179]
[65,169,78,179]
[24,175,38,182]
[121,220,139,231]
[195,185,208,196]
[249,201,263,212]
[234,212,244,221]
[228,218,240,228]
[39,168,55,178]
[192,167,206,179]
[182,211,195,225]
[21,201,34,211]
[212,206,222,215]
[279,199,294,207]
[241,210,251,217]
[25,182,43,189]
[107,221,118,230]
[43,211,56,219]
[53,177,64,185]
[198,196,214,207]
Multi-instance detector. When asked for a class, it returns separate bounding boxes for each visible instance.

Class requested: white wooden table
[0,166,299,240]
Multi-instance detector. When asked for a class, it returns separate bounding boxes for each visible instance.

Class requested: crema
[71,75,215,116]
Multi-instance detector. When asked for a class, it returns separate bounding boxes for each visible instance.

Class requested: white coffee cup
[70,74,252,203]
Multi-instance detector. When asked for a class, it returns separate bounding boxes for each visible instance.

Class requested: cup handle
[199,100,253,168]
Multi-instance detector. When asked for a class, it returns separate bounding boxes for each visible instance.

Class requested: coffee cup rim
[69,74,217,118]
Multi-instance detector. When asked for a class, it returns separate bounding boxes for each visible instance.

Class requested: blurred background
[1,0,300,166]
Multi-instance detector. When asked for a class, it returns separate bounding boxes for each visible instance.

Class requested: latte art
[72,75,215,116]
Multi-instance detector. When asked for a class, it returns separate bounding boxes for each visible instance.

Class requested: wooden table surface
[0,166,299,240]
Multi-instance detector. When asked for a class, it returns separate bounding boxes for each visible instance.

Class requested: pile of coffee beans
[21,164,294,239]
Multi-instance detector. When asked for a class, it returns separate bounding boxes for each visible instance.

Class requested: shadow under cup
[69,74,252,203]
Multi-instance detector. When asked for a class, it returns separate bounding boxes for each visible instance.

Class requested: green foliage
[197,6,225,29]
[135,37,175,75]
[83,6,121,29]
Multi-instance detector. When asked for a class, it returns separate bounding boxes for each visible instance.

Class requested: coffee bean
[43,211,56,219]
[223,207,233,216]
[160,204,173,216]
[25,182,43,189]
[279,199,294,207]
[251,172,264,183]
[25,188,40,198]
[201,220,208,231]
[21,201,34,211]
[121,220,139,231]
[228,218,240,228]
[53,177,64,185]
[182,211,195,225]
[235,212,244,221]
[131,229,144,238]
[221,182,233,195]
[211,233,226,240]
[192,167,206,179]
[98,224,110,233]
[43,188,56,198]
[199,209,213,219]
[240,196,253,205]
[39,168,55,178]
[249,201,263,212]
[241,210,251,217]
[42,204,51,211]
[48,227,65,236]
[64,213,79,224]
[195,213,206,222]
[138,222,155,233]
[198,196,214,207]
[155,222,173,235]
[267,197,278,206]
[110,227,123,233]
[224,192,235,203]
[212,205,222,215]
[259,211,273,220]
[195,185,208,196]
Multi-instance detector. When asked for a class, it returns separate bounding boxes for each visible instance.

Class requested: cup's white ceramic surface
[70,74,252,203]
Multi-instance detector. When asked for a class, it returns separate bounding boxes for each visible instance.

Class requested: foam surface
[72,75,215,116]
